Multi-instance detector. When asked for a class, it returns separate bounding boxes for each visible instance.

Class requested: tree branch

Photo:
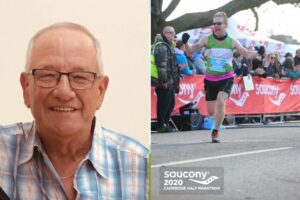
[251,7,259,31]
[273,0,300,4]
[166,0,271,33]
[161,0,181,20]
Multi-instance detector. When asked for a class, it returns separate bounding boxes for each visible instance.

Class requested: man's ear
[96,75,109,110]
[20,72,31,108]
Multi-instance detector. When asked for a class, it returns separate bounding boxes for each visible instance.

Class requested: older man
[153,26,179,133]
[0,23,148,200]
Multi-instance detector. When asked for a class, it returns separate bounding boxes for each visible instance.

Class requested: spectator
[282,57,300,79]
[185,50,197,74]
[191,50,206,74]
[153,26,180,133]
[294,49,300,67]
[250,45,268,77]
[251,57,266,77]
[264,53,279,78]
[175,40,194,75]
[284,52,293,59]
[232,51,249,76]
[280,52,292,64]
[281,57,291,78]
[274,52,283,77]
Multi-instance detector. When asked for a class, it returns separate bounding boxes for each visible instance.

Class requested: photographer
[250,45,267,77]
[232,51,249,76]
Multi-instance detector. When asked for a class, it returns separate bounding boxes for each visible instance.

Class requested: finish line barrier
[151,75,300,119]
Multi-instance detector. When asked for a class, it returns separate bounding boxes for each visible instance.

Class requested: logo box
[159,167,224,195]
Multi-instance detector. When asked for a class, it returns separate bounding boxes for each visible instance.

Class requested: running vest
[204,34,234,76]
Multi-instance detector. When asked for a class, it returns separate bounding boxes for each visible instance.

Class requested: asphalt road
[151,123,300,200]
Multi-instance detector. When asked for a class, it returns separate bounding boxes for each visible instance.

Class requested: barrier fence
[151,75,300,119]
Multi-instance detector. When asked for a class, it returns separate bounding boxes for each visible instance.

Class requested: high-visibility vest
[151,41,167,79]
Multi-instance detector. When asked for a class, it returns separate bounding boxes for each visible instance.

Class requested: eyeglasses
[213,22,223,26]
[270,57,275,59]
[165,31,176,35]
[29,69,100,90]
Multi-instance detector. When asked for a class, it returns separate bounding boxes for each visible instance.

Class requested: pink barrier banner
[151,75,300,119]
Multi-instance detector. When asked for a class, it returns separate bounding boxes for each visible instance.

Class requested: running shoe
[211,130,220,143]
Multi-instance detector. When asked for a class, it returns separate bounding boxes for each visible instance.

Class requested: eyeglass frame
[213,22,223,26]
[28,68,101,90]
[164,31,176,35]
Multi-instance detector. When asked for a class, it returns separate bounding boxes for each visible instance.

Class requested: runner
[183,11,257,143]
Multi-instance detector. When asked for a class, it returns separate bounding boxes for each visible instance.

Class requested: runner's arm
[184,36,207,56]
[233,39,257,59]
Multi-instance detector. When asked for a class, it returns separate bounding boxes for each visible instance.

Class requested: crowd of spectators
[230,48,300,124]
[232,47,300,80]
[247,49,300,80]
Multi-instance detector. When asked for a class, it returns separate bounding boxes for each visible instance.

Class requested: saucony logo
[229,92,249,107]
[269,93,286,106]
[178,91,205,105]
[189,176,219,185]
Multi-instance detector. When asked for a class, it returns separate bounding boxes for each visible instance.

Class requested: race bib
[210,58,227,72]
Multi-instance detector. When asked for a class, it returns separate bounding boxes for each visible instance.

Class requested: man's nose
[52,75,76,101]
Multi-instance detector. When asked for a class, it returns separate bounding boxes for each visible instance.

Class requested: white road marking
[152,147,293,168]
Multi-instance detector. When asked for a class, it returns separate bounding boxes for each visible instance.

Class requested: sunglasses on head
[213,22,223,26]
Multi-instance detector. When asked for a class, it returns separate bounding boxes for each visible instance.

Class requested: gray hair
[162,26,174,34]
[25,22,104,75]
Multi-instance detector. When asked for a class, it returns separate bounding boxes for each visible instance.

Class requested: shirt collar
[87,118,109,179]
[18,121,39,165]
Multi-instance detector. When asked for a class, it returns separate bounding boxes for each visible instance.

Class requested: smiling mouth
[51,107,76,112]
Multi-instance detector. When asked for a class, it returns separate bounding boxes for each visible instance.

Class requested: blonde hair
[267,53,275,59]
[213,11,228,24]
[25,22,104,75]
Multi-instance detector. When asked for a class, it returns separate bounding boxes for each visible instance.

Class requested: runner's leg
[206,100,216,117]
[214,91,229,130]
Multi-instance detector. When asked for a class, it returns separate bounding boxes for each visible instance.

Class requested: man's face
[20,29,109,137]
[163,27,175,43]
[213,16,227,36]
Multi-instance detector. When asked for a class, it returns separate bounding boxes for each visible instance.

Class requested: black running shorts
[204,78,234,101]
